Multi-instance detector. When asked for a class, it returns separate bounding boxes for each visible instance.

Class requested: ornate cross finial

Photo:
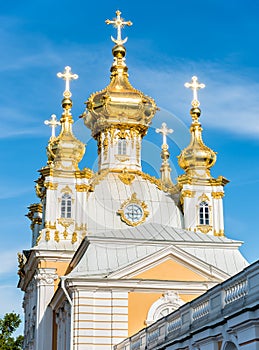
[57,66,78,98]
[184,76,205,107]
[156,122,173,146]
[105,10,132,45]
[44,114,61,138]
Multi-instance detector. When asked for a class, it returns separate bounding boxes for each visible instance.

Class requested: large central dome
[84,44,157,139]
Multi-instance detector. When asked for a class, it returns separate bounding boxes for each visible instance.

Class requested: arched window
[145,292,184,326]
[118,138,127,155]
[61,193,72,218]
[199,201,209,225]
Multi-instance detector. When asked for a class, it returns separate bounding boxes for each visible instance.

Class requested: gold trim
[214,229,224,236]
[117,192,149,227]
[45,221,56,230]
[75,223,87,231]
[118,169,135,185]
[115,154,130,162]
[44,182,58,190]
[75,184,92,192]
[182,190,195,198]
[197,225,212,234]
[58,218,73,239]
[198,193,210,202]
[61,185,72,194]
[90,169,165,192]
[75,168,94,179]
[72,232,77,243]
[36,231,42,245]
[54,230,60,242]
[211,191,224,199]
[45,230,50,241]
[178,174,229,187]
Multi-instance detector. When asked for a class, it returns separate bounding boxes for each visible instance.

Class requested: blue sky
[0,0,259,326]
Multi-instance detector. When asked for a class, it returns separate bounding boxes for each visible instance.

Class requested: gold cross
[156,122,173,145]
[57,66,78,97]
[184,76,205,107]
[105,10,132,45]
[44,114,61,138]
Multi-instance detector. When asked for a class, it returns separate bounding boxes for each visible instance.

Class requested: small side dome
[178,107,216,172]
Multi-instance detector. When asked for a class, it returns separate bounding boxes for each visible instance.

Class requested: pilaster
[34,268,58,350]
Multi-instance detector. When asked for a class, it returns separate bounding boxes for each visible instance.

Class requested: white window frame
[118,138,127,155]
[61,193,72,219]
[199,201,210,225]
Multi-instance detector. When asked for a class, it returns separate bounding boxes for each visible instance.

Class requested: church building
[18,10,248,350]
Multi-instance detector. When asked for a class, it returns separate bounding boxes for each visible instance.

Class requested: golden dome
[84,44,157,139]
[178,107,216,173]
[83,10,157,139]
[47,96,85,171]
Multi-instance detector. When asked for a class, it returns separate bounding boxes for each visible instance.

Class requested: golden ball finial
[112,44,126,58]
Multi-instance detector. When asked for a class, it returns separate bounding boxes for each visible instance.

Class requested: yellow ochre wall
[38,260,70,290]
[128,259,209,336]
[132,259,207,281]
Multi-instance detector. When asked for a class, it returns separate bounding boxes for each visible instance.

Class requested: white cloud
[0,185,31,199]
[128,58,259,138]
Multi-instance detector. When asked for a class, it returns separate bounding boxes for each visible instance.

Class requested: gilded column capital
[211,191,224,199]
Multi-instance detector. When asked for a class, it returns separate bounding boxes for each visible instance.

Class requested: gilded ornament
[54,230,60,242]
[214,229,225,236]
[75,223,87,231]
[115,154,130,162]
[198,193,210,202]
[182,190,195,198]
[136,140,140,162]
[75,168,94,179]
[45,221,56,230]
[71,232,77,244]
[211,192,224,199]
[75,184,92,192]
[103,132,109,159]
[36,232,42,245]
[58,218,73,239]
[35,178,46,199]
[117,192,149,226]
[197,225,212,234]
[118,169,135,185]
[45,230,50,241]
[44,182,58,190]
[61,185,72,193]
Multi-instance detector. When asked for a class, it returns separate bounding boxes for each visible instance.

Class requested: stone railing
[115,261,259,350]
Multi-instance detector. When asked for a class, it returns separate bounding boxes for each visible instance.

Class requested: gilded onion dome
[46,66,85,171]
[83,11,157,139]
[178,76,216,177]
[178,107,216,173]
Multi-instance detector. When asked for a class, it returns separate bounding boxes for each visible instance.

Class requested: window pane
[61,194,72,218]
[199,201,209,225]
[118,139,127,155]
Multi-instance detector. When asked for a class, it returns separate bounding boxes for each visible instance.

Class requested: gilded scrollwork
[117,192,149,226]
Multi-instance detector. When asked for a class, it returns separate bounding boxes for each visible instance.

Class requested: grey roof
[87,222,241,244]
[67,223,248,279]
